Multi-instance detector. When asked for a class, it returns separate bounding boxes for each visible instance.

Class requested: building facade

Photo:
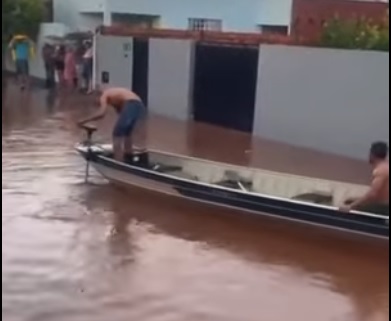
[52,0,388,36]
[93,32,389,159]
[52,0,293,33]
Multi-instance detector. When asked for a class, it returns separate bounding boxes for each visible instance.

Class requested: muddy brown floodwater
[2,83,389,321]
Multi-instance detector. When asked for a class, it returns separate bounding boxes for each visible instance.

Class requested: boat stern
[74,143,113,160]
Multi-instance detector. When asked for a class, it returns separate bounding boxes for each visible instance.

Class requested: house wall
[257,0,293,28]
[253,45,389,160]
[7,24,388,161]
[148,38,194,121]
[95,36,389,160]
[54,0,293,32]
[95,34,134,89]
[94,36,195,121]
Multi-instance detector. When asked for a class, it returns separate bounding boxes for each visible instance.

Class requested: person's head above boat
[369,141,388,166]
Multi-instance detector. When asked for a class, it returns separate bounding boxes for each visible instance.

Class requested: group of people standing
[42,40,94,93]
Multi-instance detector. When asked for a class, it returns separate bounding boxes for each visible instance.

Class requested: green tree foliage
[2,0,45,43]
[321,13,389,52]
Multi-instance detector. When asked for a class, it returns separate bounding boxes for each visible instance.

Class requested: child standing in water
[64,47,77,89]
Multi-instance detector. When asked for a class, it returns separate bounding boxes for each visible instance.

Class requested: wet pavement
[2,82,389,321]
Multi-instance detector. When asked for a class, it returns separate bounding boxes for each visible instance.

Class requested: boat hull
[80,149,389,241]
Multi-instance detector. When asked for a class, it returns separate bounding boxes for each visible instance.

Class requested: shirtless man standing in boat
[78,87,146,161]
[340,141,389,215]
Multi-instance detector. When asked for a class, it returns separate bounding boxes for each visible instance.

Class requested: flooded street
[2,83,389,321]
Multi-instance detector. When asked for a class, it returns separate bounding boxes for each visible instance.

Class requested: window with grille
[258,25,289,35]
[188,18,222,31]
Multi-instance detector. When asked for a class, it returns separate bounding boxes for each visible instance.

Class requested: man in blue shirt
[9,34,35,90]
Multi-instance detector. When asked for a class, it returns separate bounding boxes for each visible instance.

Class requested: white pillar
[103,0,112,26]
[92,32,98,90]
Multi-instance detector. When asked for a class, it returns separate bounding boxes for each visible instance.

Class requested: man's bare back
[372,161,389,204]
[341,142,389,215]
[101,87,141,112]
[78,87,146,161]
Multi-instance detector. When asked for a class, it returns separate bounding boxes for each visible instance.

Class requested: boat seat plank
[151,163,198,181]
[214,179,253,191]
[171,171,199,181]
[153,164,183,173]
[183,163,223,183]
[292,191,333,205]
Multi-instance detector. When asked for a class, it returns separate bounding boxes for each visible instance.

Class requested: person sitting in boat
[77,87,147,161]
[340,141,389,216]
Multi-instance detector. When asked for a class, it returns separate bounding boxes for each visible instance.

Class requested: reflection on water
[2,83,389,321]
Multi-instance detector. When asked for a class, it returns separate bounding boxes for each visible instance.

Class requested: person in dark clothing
[42,43,55,88]
[54,45,66,86]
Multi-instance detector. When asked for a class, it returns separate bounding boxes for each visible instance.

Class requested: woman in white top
[82,41,93,94]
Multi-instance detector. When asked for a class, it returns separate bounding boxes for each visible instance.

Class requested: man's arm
[78,94,109,125]
[342,170,387,211]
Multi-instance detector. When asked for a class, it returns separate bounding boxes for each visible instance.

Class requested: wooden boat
[75,128,389,240]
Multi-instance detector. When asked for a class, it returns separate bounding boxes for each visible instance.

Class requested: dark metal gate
[192,43,259,133]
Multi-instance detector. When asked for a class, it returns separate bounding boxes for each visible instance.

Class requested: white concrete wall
[257,0,293,27]
[95,35,133,89]
[148,38,194,121]
[77,0,105,13]
[253,45,389,160]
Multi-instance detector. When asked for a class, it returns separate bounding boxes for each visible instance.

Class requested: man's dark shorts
[16,59,29,76]
[113,100,146,138]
